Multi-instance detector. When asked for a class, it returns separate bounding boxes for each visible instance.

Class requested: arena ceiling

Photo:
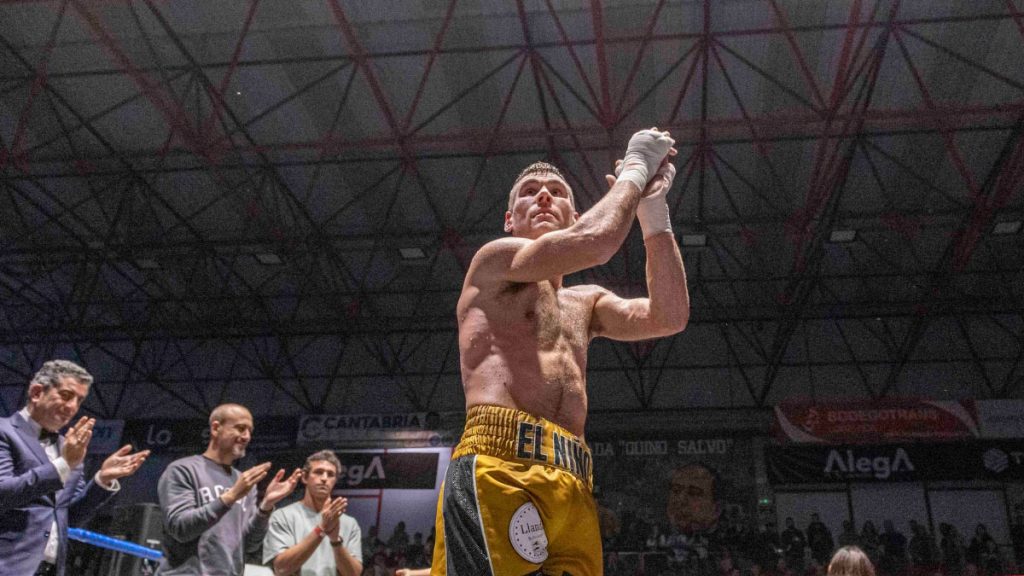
[0,0,1022,421]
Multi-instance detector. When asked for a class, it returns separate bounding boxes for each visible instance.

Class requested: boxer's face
[211,408,253,461]
[667,465,720,533]
[505,173,578,239]
[303,459,338,499]
[28,376,89,432]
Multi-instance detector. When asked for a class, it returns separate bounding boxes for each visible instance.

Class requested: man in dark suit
[0,360,150,576]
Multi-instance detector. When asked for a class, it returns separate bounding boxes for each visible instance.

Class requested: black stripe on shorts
[442,455,492,576]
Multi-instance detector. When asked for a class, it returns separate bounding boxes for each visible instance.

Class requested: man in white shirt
[263,450,363,576]
[0,359,150,576]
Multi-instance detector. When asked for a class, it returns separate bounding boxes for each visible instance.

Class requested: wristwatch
[329,539,343,547]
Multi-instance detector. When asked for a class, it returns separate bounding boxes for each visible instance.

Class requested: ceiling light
[829,229,857,243]
[255,252,282,265]
[134,258,160,270]
[992,220,1021,235]
[399,247,426,260]
[680,233,707,247]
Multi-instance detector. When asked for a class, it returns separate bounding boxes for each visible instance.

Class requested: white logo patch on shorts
[508,501,549,563]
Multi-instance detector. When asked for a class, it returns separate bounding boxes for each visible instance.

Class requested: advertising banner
[767,441,1024,484]
[89,419,125,455]
[296,412,462,448]
[772,400,978,444]
[977,399,1024,438]
[123,416,297,453]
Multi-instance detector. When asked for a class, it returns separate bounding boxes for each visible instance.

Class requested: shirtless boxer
[432,128,690,575]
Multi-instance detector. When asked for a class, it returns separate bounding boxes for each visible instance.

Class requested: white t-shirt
[263,500,362,576]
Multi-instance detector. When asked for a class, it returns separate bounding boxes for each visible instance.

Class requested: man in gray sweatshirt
[155,403,300,575]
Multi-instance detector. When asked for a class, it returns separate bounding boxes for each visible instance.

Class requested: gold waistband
[454,404,593,488]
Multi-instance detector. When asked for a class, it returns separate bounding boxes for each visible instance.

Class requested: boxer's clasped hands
[616,127,676,192]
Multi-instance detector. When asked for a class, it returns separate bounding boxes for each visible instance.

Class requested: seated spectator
[859,521,880,565]
[646,524,663,550]
[362,525,382,564]
[782,517,807,573]
[966,523,995,568]
[908,519,937,572]
[938,522,964,574]
[807,513,836,566]
[838,521,860,548]
[880,520,908,574]
[827,546,875,576]
[405,532,427,568]
[978,538,1001,576]
[388,521,410,555]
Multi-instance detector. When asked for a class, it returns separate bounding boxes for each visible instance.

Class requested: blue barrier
[68,528,164,562]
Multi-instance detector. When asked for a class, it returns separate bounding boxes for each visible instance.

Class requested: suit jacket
[0,412,115,576]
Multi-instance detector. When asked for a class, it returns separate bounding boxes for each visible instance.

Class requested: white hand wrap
[636,162,676,239]
[616,129,675,191]
[616,158,676,238]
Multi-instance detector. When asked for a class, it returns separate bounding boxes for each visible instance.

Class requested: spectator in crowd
[773,556,796,576]
[908,519,937,574]
[425,526,435,561]
[388,521,410,555]
[1011,508,1024,568]
[369,542,393,576]
[782,517,807,573]
[594,486,621,547]
[262,450,362,576]
[405,532,428,568]
[880,520,908,574]
[938,522,965,575]
[827,545,875,576]
[646,524,664,550]
[966,523,995,568]
[807,558,828,576]
[760,521,783,566]
[0,360,149,576]
[838,520,860,548]
[361,526,381,567]
[155,403,300,576]
[859,521,881,565]
[807,513,836,565]
[978,538,1001,576]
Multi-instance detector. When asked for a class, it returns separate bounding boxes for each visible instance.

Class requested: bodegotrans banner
[772,400,979,444]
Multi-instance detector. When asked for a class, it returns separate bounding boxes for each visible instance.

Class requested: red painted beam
[893,27,981,199]
[615,0,668,119]
[11,100,1023,170]
[828,0,864,110]
[198,0,261,139]
[589,0,613,126]
[70,0,214,163]
[1007,0,1024,41]
[324,0,403,141]
[402,0,458,131]
[952,125,1024,272]
[542,0,601,124]
[7,0,68,171]
[766,0,825,110]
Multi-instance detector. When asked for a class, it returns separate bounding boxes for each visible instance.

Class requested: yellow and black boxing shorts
[431,405,601,576]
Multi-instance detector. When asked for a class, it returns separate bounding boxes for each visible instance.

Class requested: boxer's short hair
[508,161,574,211]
